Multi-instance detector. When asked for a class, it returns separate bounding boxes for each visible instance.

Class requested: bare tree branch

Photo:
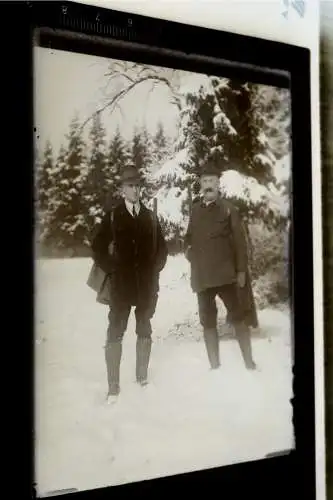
[79,73,181,134]
[103,72,135,85]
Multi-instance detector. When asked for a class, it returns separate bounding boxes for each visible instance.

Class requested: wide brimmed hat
[119,165,141,185]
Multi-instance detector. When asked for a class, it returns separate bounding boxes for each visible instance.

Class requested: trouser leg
[105,342,122,396]
[105,301,131,395]
[134,293,158,384]
[218,284,256,369]
[197,288,220,369]
[234,322,256,369]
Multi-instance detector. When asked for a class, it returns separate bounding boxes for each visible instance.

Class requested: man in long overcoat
[184,162,257,371]
[91,166,168,401]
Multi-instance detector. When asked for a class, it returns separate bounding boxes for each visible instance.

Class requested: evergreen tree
[41,115,88,251]
[251,85,291,160]
[190,80,276,217]
[39,144,66,249]
[152,121,170,165]
[83,113,108,235]
[131,125,151,174]
[36,140,54,213]
[106,127,132,206]
[154,77,287,238]
[131,125,155,202]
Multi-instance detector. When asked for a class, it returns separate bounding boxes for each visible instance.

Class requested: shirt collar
[124,199,141,216]
[201,197,218,207]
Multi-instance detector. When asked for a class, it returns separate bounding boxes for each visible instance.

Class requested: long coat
[185,196,258,328]
[184,197,248,293]
[91,200,168,305]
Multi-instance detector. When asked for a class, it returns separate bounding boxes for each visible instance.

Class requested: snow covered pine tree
[83,113,109,239]
[153,75,289,314]
[41,116,88,255]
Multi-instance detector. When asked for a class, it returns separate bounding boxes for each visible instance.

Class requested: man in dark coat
[91,166,168,402]
[184,162,257,371]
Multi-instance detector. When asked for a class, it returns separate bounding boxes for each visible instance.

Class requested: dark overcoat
[91,200,168,305]
[184,197,248,293]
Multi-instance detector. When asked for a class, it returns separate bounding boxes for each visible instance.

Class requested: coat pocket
[209,216,231,238]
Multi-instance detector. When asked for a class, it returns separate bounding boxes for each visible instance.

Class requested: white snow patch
[220,170,268,203]
[213,112,237,136]
[156,186,188,226]
[220,169,289,216]
[153,148,191,183]
[210,145,224,154]
[257,131,269,147]
[34,255,294,495]
[254,153,274,167]
[273,154,291,186]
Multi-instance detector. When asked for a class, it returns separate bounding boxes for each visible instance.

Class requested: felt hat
[199,160,221,179]
[119,165,141,185]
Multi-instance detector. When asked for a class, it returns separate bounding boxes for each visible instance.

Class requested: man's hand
[237,271,246,288]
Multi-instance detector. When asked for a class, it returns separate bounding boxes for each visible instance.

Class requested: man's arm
[229,206,248,274]
[91,212,114,275]
[155,218,168,273]
[183,210,193,261]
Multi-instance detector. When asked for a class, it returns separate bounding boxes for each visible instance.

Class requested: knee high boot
[203,328,220,369]
[136,337,152,386]
[234,323,256,370]
[105,341,122,396]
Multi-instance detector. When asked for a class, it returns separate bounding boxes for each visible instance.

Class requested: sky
[34,47,191,157]
[33,46,290,172]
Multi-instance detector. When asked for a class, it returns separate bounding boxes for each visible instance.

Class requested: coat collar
[200,195,220,208]
[124,198,141,216]
[118,198,148,217]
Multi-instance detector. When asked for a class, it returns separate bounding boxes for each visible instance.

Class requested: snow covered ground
[34,255,294,496]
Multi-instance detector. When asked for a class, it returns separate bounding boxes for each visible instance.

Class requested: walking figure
[184,161,257,371]
[91,166,168,402]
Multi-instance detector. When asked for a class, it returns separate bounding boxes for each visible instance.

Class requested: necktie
[132,205,137,218]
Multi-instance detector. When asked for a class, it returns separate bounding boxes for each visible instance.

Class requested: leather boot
[203,328,220,369]
[136,337,152,386]
[234,323,257,370]
[105,341,122,396]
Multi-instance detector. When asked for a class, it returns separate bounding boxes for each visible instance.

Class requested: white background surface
[51,0,324,498]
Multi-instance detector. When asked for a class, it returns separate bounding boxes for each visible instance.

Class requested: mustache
[204,187,216,193]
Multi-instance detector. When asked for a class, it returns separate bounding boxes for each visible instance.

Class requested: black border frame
[22,1,314,499]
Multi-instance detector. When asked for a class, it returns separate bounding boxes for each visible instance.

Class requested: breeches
[106,293,158,344]
[197,283,247,330]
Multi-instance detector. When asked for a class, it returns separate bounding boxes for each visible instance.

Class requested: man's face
[122,182,141,204]
[200,175,220,202]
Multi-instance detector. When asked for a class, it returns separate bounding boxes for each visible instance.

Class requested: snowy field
[34,255,294,496]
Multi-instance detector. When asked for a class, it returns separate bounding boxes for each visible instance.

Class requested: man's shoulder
[140,200,159,219]
[191,196,203,212]
[110,199,127,216]
[99,210,113,226]
[101,201,123,223]
[217,197,238,215]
